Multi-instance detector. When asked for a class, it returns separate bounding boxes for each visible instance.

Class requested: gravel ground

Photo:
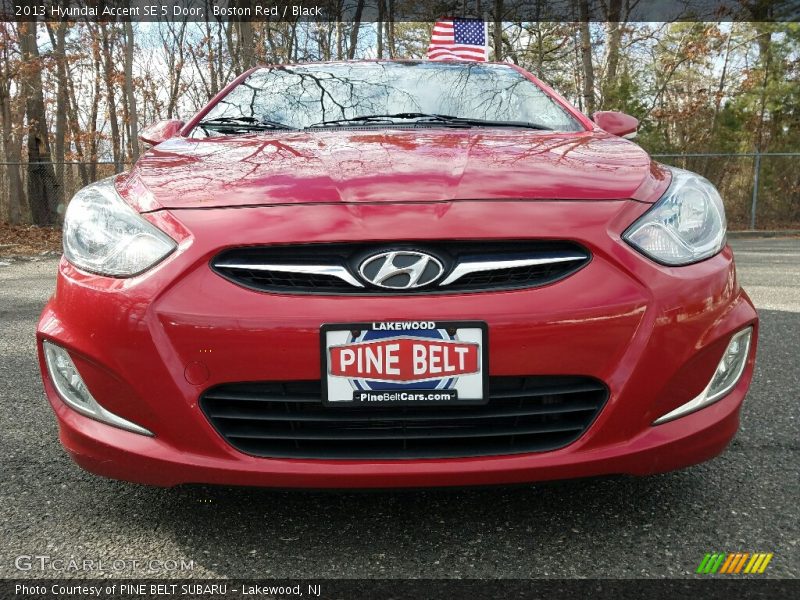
[0,238,797,580]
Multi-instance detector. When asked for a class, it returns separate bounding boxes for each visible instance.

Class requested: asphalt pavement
[0,238,797,580]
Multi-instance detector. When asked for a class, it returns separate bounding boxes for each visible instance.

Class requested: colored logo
[696,553,773,574]
[329,336,479,383]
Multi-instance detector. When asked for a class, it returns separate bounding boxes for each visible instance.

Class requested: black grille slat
[214,412,594,437]
[231,269,346,290]
[456,264,564,287]
[211,241,590,295]
[228,433,587,460]
[206,402,600,422]
[489,382,604,399]
[223,423,587,442]
[202,381,322,403]
[200,376,607,459]
[203,393,321,404]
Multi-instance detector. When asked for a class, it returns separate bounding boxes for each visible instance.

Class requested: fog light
[42,340,153,436]
[654,327,753,425]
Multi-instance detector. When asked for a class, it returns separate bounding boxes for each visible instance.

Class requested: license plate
[321,321,488,406]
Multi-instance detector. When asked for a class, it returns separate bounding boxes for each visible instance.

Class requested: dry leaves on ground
[0,224,62,257]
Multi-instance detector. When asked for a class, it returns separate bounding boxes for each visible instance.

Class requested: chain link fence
[0,161,128,225]
[651,153,800,230]
[1,154,799,230]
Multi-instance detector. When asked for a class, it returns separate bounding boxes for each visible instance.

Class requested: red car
[37,61,757,488]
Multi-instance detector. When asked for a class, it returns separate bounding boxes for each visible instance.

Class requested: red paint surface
[592,111,639,137]
[37,61,758,488]
[138,119,184,146]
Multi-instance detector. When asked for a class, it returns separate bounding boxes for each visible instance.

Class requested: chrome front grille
[211,241,590,295]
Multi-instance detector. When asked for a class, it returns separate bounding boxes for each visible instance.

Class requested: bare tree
[123,21,139,161]
[377,0,384,58]
[18,21,60,224]
[161,19,188,119]
[87,22,101,181]
[387,0,396,58]
[99,22,122,171]
[493,0,504,60]
[347,0,366,59]
[0,23,26,223]
[578,1,595,114]
[601,0,623,106]
[45,21,69,208]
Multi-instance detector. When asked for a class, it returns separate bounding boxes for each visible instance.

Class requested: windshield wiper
[198,116,296,131]
[439,117,553,130]
[305,113,552,130]
[306,113,470,128]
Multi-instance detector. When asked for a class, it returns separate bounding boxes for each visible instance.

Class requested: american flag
[427,18,489,62]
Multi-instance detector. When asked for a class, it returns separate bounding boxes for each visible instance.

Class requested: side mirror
[139,119,184,146]
[592,111,638,139]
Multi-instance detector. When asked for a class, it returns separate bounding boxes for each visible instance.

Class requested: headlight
[43,340,153,436]
[623,167,726,265]
[654,327,752,424]
[63,178,176,277]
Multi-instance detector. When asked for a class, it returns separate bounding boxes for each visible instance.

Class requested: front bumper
[37,200,758,488]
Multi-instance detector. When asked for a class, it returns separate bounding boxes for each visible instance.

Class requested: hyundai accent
[37,61,758,487]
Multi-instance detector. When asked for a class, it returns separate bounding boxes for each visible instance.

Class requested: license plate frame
[320,320,489,407]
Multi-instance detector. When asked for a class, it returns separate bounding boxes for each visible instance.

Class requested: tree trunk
[205,21,219,96]
[0,80,25,224]
[226,0,255,72]
[124,21,139,162]
[754,26,772,153]
[318,23,331,61]
[387,0,396,58]
[493,0,503,61]
[66,74,89,186]
[377,0,384,59]
[88,24,101,182]
[704,26,734,171]
[288,22,298,62]
[578,2,595,114]
[100,23,122,172]
[347,0,365,59]
[237,20,255,70]
[19,21,59,225]
[0,23,26,223]
[532,25,544,74]
[225,20,235,73]
[601,0,623,107]
[46,22,68,210]
[159,20,187,120]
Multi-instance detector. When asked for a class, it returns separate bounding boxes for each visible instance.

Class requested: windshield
[195,61,584,134]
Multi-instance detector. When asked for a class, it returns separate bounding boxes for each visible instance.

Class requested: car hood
[118,129,669,212]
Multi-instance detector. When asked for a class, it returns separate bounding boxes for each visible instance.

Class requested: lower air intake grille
[199,377,607,459]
